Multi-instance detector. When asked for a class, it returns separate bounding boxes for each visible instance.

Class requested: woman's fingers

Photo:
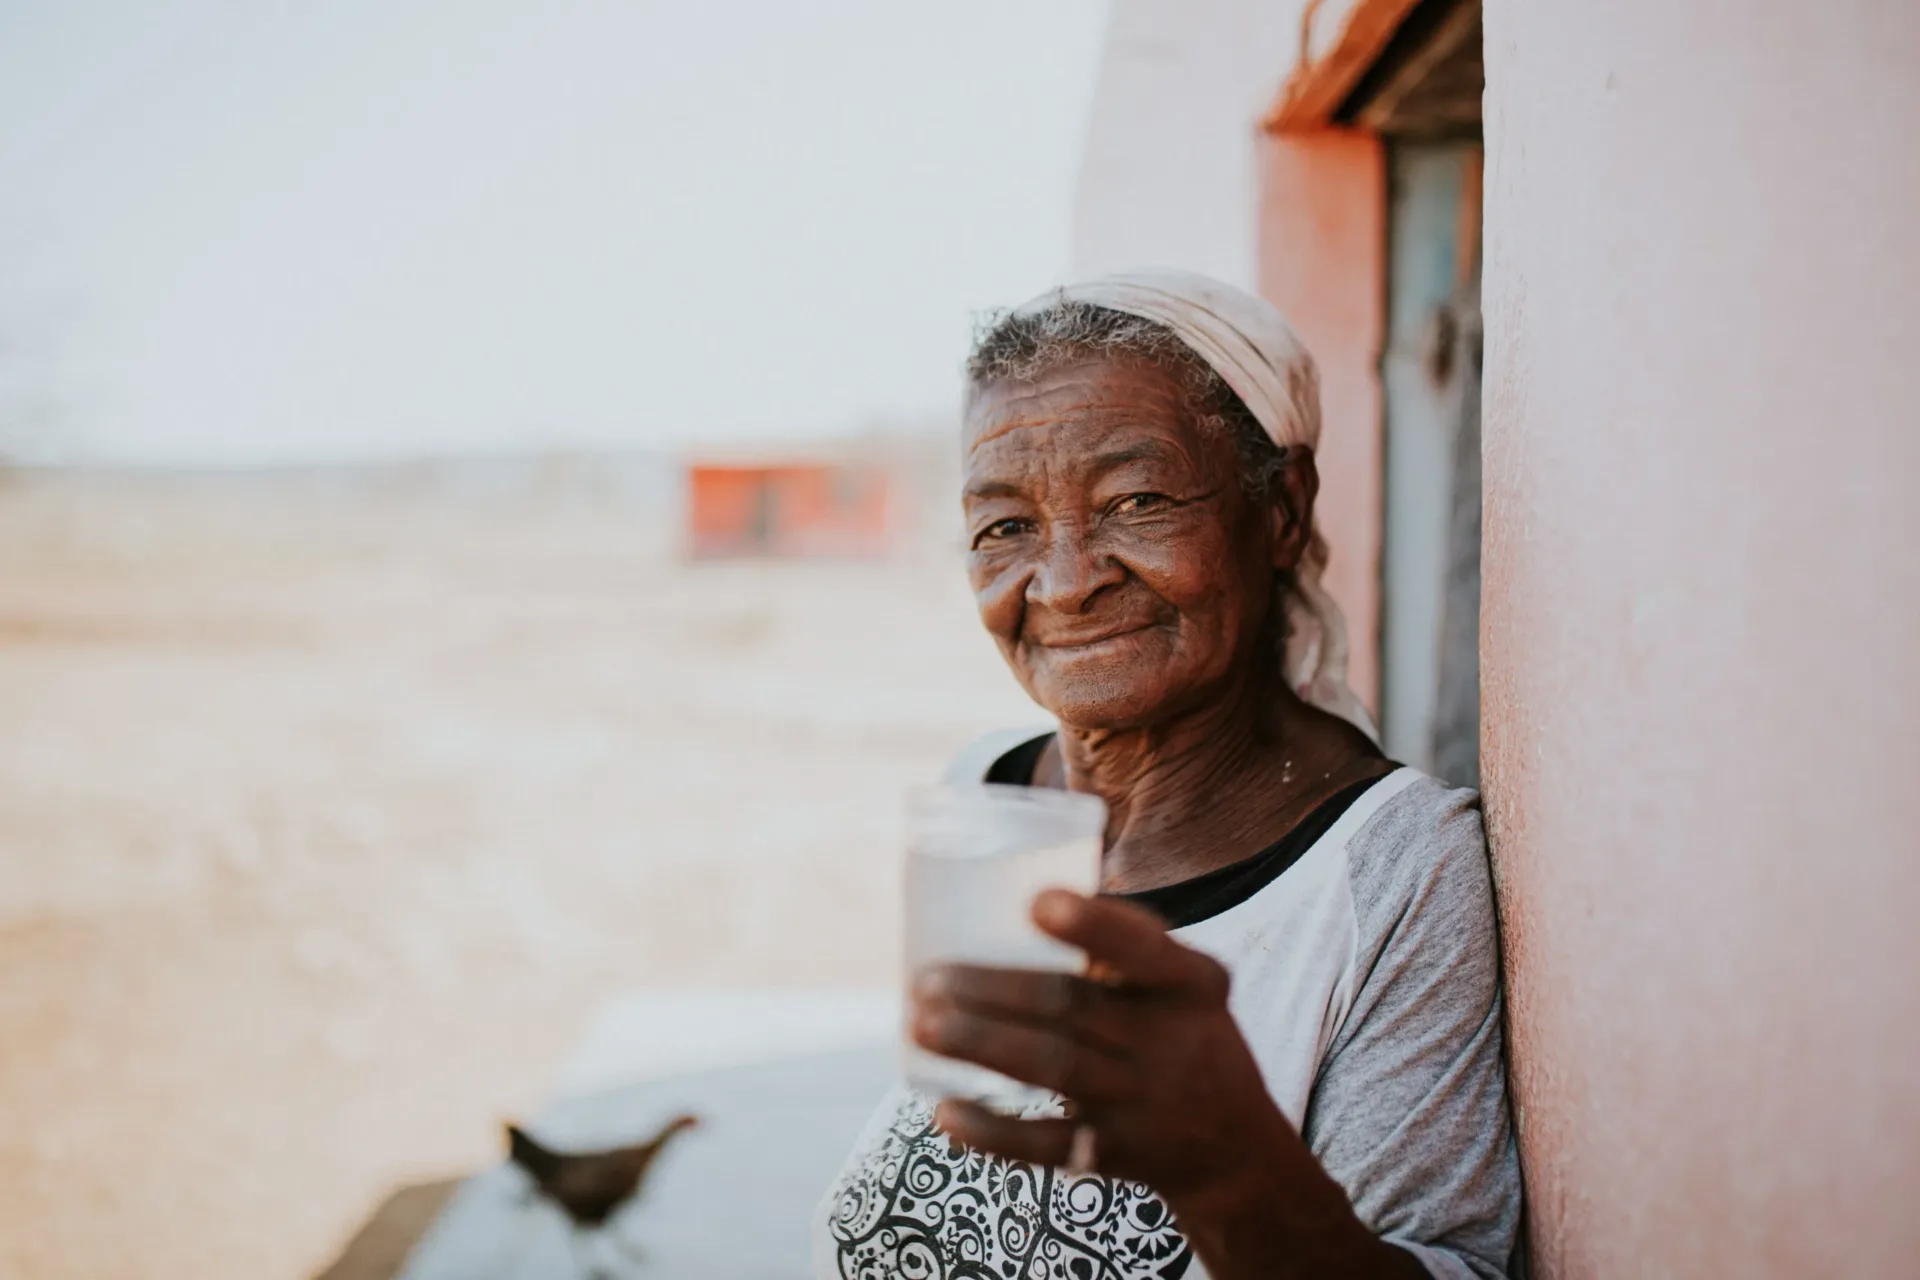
[932,1101,1155,1183]
[915,963,1078,1019]
[911,1001,1133,1101]
[915,964,1140,1055]
[1030,890,1230,1000]
[932,1099,1077,1168]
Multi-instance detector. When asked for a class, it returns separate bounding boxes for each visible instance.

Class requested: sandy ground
[0,461,1038,1280]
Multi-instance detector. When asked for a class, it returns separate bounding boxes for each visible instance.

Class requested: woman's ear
[1268,446,1319,572]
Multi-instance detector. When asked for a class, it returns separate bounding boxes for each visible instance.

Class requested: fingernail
[910,1009,947,1051]
[1032,889,1078,927]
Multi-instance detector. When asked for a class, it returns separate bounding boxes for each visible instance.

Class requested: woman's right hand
[909,889,1425,1280]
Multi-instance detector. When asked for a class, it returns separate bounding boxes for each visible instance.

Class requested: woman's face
[963,356,1301,731]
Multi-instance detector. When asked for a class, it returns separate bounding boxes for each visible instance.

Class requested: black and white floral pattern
[824,1090,1192,1280]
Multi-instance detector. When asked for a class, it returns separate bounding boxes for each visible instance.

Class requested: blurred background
[0,2,1107,1276]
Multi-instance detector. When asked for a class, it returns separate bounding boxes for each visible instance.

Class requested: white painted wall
[1072,0,1362,291]
[0,1,1109,464]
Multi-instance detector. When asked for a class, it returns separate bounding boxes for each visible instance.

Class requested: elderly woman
[815,272,1520,1279]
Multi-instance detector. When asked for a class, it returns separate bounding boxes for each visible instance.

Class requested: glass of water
[903,782,1107,1111]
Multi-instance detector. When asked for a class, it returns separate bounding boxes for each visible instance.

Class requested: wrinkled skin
[910,357,1419,1280]
[963,357,1270,733]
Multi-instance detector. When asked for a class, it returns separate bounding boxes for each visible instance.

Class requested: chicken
[504,1113,700,1276]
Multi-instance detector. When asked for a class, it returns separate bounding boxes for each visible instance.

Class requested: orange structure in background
[685,460,892,558]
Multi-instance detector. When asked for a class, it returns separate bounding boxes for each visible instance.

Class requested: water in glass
[903,782,1105,1111]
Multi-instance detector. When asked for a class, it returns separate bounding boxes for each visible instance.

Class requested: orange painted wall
[1256,128,1386,712]
[687,464,890,558]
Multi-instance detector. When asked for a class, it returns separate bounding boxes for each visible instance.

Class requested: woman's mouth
[1030,624,1157,652]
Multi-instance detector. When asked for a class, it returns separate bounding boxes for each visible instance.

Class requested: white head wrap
[1010,268,1378,741]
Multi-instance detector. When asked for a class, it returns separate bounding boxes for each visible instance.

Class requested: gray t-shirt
[814,744,1521,1280]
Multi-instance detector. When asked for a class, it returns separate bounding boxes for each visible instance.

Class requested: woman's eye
[971,518,1029,548]
[1111,493,1169,515]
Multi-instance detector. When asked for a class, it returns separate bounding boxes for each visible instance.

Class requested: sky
[0,0,1110,464]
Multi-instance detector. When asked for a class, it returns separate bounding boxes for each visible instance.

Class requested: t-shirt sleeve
[1303,778,1523,1280]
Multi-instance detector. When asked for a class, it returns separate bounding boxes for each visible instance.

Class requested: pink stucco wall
[1481,2,1920,1275]
[1257,129,1385,712]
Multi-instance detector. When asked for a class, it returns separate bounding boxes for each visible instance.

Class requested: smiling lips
[1027,623,1157,651]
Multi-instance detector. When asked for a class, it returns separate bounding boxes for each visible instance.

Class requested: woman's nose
[1026,521,1123,614]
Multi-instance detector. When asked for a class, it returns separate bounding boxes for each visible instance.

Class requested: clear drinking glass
[903,782,1107,1111]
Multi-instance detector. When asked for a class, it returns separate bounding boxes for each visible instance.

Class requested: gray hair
[965,297,1288,503]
